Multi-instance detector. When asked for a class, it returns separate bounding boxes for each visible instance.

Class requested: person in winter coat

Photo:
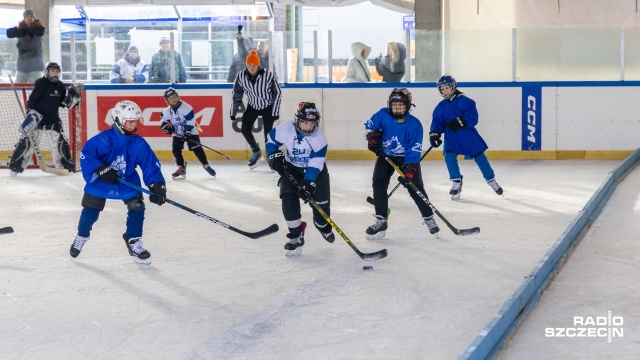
[5,10,45,83]
[150,36,187,83]
[374,41,406,82]
[227,32,255,83]
[343,42,372,83]
[110,45,149,83]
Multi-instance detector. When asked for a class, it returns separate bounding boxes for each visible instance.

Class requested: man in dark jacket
[6,10,45,83]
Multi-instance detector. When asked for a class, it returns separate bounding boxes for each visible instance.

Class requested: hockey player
[230,50,281,170]
[266,102,334,256]
[70,100,166,264]
[364,88,440,239]
[9,62,81,176]
[430,75,503,200]
[160,87,216,179]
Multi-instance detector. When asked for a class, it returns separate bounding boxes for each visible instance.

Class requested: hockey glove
[161,122,173,135]
[183,129,192,139]
[297,180,317,203]
[94,164,120,184]
[272,115,280,121]
[398,163,418,186]
[148,181,167,206]
[268,150,286,176]
[366,130,383,155]
[445,116,466,131]
[429,132,442,148]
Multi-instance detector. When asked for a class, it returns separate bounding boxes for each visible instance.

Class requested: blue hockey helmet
[437,74,457,100]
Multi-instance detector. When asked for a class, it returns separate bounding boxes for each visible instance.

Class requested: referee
[230,50,282,169]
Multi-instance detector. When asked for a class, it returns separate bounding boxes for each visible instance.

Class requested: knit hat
[127,45,139,52]
[159,36,170,45]
[23,10,35,18]
[246,50,260,66]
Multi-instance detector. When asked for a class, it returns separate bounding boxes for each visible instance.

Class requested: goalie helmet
[44,62,61,82]
[111,100,143,136]
[294,102,321,136]
[163,87,181,107]
[437,74,458,100]
[387,88,413,119]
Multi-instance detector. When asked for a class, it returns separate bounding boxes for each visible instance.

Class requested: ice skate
[487,178,504,195]
[314,221,335,243]
[422,215,440,238]
[172,162,187,180]
[365,215,388,240]
[203,163,216,177]
[9,170,18,177]
[285,222,306,257]
[123,233,151,264]
[248,150,264,170]
[449,177,463,200]
[70,234,89,258]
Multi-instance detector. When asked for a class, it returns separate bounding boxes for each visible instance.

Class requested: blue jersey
[266,121,328,182]
[431,93,488,156]
[365,108,423,165]
[80,128,165,200]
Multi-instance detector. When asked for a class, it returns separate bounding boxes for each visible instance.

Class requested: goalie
[8,61,82,176]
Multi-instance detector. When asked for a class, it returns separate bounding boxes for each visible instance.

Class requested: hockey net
[0,83,83,172]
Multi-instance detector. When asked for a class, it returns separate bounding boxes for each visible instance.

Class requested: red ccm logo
[97,96,223,137]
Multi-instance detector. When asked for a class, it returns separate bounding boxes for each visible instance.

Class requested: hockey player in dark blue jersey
[265,102,334,256]
[430,75,503,200]
[70,100,166,264]
[364,88,439,239]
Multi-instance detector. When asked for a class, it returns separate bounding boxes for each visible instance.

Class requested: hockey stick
[366,145,434,207]
[8,75,68,175]
[118,179,278,239]
[384,157,480,236]
[186,138,232,160]
[283,168,388,261]
[0,227,14,235]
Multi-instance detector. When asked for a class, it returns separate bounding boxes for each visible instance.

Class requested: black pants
[172,135,208,167]
[371,155,433,218]
[279,165,331,227]
[241,105,276,152]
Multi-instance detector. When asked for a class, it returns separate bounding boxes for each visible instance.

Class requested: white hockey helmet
[111,100,143,136]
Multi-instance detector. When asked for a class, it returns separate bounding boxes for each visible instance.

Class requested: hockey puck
[362,266,373,271]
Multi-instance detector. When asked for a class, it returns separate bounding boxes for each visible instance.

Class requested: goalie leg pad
[9,137,34,173]
[20,109,43,137]
[55,131,75,172]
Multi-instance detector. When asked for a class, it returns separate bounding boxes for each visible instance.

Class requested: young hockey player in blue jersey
[160,87,216,179]
[365,88,440,239]
[266,102,335,256]
[430,75,503,200]
[70,100,166,264]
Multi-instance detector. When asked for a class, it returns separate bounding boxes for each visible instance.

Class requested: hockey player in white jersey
[266,102,334,256]
[159,87,216,179]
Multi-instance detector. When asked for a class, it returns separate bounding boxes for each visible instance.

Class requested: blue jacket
[80,128,164,200]
[365,108,423,165]
[431,93,488,156]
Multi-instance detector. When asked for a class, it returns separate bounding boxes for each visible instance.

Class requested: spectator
[374,41,406,82]
[150,36,187,83]
[6,10,45,83]
[343,42,372,83]
[110,45,148,83]
[227,31,255,83]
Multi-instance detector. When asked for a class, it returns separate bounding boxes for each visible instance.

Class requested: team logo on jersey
[384,136,406,155]
[111,155,127,175]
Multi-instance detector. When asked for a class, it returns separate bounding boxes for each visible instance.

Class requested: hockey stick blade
[433,208,480,235]
[359,248,388,261]
[118,179,278,239]
[0,227,14,235]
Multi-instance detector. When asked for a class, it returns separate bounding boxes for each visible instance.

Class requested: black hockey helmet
[387,87,413,119]
[163,87,181,107]
[44,62,61,82]
[294,102,321,136]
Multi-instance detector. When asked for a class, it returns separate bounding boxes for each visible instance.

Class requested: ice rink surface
[0,159,628,359]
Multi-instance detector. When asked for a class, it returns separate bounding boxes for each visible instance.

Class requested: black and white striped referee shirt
[230,68,282,118]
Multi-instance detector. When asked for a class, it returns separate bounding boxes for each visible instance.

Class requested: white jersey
[160,101,197,138]
[266,121,328,181]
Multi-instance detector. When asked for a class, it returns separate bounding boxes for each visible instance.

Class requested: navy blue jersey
[431,94,488,156]
[365,108,423,165]
[80,128,164,200]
